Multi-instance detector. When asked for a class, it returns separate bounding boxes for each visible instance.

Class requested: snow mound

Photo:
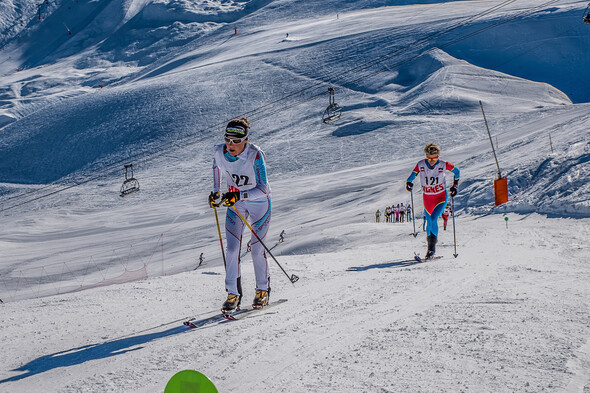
[397,49,570,115]
[505,144,590,217]
[446,7,590,103]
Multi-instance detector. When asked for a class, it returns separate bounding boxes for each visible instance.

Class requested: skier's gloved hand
[406,182,413,192]
[208,191,222,208]
[450,179,459,197]
[222,191,240,207]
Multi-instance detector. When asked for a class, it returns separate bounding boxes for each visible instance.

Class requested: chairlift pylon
[583,3,590,23]
[120,164,140,197]
[37,0,49,20]
[322,87,342,124]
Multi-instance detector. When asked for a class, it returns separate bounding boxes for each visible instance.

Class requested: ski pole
[213,206,227,269]
[410,188,417,237]
[231,207,299,284]
[451,196,458,258]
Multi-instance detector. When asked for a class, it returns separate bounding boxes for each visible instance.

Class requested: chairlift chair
[120,164,140,197]
[584,3,590,23]
[322,87,342,124]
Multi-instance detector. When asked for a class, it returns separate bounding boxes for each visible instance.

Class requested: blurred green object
[164,370,218,393]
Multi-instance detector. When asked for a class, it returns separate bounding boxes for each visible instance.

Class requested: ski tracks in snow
[223,235,500,391]
[224,214,590,392]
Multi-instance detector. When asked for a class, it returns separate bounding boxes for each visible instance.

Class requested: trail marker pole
[479,101,502,179]
[480,100,509,206]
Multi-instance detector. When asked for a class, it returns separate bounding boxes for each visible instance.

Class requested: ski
[183,298,287,328]
[413,254,443,263]
[183,313,226,329]
[222,298,288,321]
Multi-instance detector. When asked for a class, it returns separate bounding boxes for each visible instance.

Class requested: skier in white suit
[208,118,271,313]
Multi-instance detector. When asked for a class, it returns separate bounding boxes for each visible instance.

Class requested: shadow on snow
[0,315,222,384]
[347,258,417,271]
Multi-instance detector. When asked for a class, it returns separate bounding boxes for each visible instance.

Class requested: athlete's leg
[425,193,449,237]
[225,206,246,295]
[424,209,436,237]
[245,199,272,291]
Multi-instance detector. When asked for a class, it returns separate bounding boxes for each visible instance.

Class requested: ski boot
[221,293,241,315]
[252,289,269,309]
[424,234,437,259]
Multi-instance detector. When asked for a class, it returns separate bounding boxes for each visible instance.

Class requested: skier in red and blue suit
[406,143,460,259]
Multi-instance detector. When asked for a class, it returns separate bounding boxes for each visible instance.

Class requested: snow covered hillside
[0,0,589,392]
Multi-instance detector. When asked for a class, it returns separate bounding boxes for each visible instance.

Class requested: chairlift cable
[248,0,558,125]
[318,0,520,86]
[343,0,560,88]
[0,117,228,209]
[200,0,521,125]
[235,0,542,127]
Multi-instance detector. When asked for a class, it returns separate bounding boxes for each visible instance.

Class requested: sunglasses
[427,156,439,161]
[224,136,247,145]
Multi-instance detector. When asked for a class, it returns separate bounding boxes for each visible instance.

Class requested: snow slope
[1,213,589,392]
[0,0,589,391]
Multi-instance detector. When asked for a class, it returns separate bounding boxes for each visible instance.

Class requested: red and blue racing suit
[407,159,460,238]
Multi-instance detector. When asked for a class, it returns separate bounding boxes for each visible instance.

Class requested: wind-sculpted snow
[446,7,590,103]
[396,49,571,115]
[504,149,590,217]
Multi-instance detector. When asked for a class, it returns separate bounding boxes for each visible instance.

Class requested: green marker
[164,370,218,393]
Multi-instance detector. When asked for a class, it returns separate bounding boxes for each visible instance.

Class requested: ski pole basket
[120,164,140,197]
[322,87,342,124]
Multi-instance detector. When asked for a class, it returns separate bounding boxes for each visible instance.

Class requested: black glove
[406,182,413,192]
[208,191,222,208]
[450,179,459,197]
[222,191,240,207]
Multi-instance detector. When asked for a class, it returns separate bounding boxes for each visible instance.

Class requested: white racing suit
[213,143,271,296]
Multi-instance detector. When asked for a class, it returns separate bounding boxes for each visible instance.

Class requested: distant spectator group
[375,203,412,223]
[374,202,453,232]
